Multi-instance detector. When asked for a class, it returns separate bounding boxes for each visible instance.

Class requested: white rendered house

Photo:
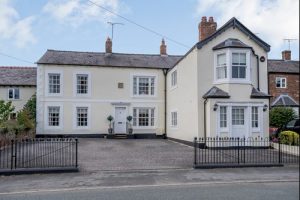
[36,17,271,142]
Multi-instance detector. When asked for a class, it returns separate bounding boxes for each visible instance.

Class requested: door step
[114,134,127,139]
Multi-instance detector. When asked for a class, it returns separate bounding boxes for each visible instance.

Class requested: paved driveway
[78,139,193,172]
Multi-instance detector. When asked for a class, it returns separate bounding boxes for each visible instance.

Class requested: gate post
[237,138,240,164]
[194,137,197,167]
[75,138,78,168]
[278,138,281,164]
[10,140,14,170]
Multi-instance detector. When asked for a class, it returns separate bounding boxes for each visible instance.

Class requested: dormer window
[213,39,251,84]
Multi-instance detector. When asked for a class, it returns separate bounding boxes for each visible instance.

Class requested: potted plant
[107,115,114,134]
[127,116,133,134]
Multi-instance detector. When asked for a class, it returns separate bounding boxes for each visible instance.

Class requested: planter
[128,128,133,134]
[108,128,113,134]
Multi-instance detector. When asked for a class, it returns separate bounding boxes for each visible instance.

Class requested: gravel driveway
[78,139,193,172]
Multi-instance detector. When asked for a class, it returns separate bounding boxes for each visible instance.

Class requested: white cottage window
[133,108,155,127]
[76,74,88,94]
[276,77,286,88]
[76,107,88,127]
[219,106,227,128]
[48,106,60,126]
[251,107,259,128]
[8,88,20,100]
[171,111,178,127]
[216,53,227,79]
[133,76,155,96]
[171,70,177,87]
[232,53,247,79]
[48,73,61,94]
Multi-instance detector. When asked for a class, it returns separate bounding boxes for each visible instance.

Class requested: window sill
[132,126,156,129]
[213,79,251,85]
[170,85,178,91]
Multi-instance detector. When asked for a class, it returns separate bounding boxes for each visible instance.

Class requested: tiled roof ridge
[0,66,36,69]
[46,49,182,57]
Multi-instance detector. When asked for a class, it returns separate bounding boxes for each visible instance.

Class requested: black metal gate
[0,138,78,174]
[193,137,299,168]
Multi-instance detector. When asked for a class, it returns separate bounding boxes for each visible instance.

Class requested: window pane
[133,77,137,95]
[239,66,246,78]
[49,74,60,94]
[14,88,20,99]
[8,89,13,99]
[232,107,244,125]
[232,53,239,65]
[240,53,246,65]
[138,78,149,95]
[251,107,259,128]
[232,66,239,78]
[220,106,227,128]
[217,66,227,79]
[217,54,226,65]
[138,108,149,126]
[133,109,137,126]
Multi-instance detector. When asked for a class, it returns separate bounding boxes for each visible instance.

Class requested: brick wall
[269,73,299,104]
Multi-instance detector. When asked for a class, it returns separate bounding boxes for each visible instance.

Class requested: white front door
[231,107,246,138]
[114,107,127,133]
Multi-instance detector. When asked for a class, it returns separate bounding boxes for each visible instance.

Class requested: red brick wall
[268,73,299,104]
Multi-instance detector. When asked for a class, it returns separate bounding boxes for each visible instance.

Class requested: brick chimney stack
[198,16,217,41]
[282,50,291,61]
[160,39,167,56]
[105,37,112,54]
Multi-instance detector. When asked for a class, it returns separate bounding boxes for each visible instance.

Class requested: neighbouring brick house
[268,50,300,115]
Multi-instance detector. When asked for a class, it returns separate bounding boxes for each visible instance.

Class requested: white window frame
[131,73,157,98]
[217,105,229,133]
[132,107,156,128]
[219,106,227,129]
[73,71,91,97]
[214,49,251,84]
[171,70,177,88]
[45,70,63,97]
[170,110,178,128]
[275,77,287,88]
[72,104,91,130]
[44,103,63,130]
[7,88,20,100]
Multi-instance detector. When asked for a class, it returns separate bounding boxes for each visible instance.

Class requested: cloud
[195,0,299,50]
[0,0,36,47]
[43,0,122,27]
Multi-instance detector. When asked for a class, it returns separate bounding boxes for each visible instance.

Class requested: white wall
[166,48,200,142]
[36,65,166,135]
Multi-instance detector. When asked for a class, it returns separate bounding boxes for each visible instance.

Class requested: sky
[0,0,299,66]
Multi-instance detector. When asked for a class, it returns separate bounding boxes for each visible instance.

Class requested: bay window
[216,54,227,79]
[232,53,246,79]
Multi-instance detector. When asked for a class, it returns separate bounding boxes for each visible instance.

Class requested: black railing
[0,138,78,173]
[194,137,299,168]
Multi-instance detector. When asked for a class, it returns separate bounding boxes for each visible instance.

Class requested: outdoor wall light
[263,104,268,112]
[213,103,218,111]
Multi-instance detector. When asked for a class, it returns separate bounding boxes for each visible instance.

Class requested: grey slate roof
[213,38,252,50]
[271,94,299,107]
[0,67,36,86]
[268,60,299,74]
[197,17,270,52]
[37,50,182,69]
[202,86,230,98]
[250,87,271,99]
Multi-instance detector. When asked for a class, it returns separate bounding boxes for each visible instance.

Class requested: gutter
[163,69,168,139]
[251,48,260,91]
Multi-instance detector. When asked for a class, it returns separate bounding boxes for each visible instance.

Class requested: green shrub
[23,94,36,123]
[0,100,15,124]
[17,109,34,131]
[279,131,299,145]
[270,107,296,128]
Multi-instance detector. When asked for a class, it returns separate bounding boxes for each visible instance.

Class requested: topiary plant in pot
[107,115,114,134]
[127,116,133,134]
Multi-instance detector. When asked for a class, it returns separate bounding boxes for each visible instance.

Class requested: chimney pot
[105,37,112,54]
[160,39,167,56]
[282,50,291,61]
[198,16,217,41]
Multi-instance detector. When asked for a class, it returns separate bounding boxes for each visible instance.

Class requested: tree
[0,100,14,124]
[269,107,296,128]
[23,94,36,123]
